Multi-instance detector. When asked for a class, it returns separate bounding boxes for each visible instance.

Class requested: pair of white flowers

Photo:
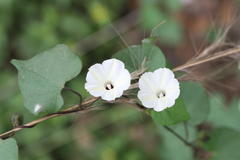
[85,59,180,112]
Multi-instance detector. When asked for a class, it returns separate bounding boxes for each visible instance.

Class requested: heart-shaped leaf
[208,94,240,131]
[11,44,82,114]
[0,138,18,160]
[113,43,166,72]
[205,128,240,160]
[158,124,195,160]
[182,82,210,125]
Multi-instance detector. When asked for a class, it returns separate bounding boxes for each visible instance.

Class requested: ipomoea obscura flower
[85,59,131,101]
[138,68,180,112]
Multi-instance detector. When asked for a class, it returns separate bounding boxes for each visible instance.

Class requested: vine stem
[63,87,83,104]
[1,48,239,140]
[164,126,211,158]
[163,126,197,149]
[0,97,99,139]
[133,103,197,150]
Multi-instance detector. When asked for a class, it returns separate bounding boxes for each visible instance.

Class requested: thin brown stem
[164,126,197,149]
[0,97,99,139]
[2,47,239,140]
[132,103,196,149]
[172,48,240,72]
[0,74,144,140]
[63,87,83,105]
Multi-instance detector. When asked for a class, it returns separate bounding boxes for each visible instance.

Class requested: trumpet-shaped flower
[137,68,180,112]
[85,59,131,101]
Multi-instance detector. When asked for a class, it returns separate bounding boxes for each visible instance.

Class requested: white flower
[85,59,131,101]
[137,68,180,112]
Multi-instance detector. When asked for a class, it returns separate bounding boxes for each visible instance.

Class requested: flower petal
[102,59,125,80]
[166,98,176,108]
[167,87,180,100]
[153,105,166,112]
[165,78,180,99]
[102,89,117,101]
[153,68,175,88]
[137,90,156,108]
[113,69,131,90]
[153,98,175,111]
[85,83,105,97]
[86,63,106,84]
[139,72,158,92]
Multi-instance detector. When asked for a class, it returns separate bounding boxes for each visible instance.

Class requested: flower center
[105,82,114,90]
[157,91,166,98]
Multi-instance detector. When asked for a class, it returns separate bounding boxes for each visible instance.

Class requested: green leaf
[151,98,190,125]
[0,138,18,160]
[182,82,210,125]
[113,43,166,72]
[205,128,240,160]
[208,94,240,131]
[158,124,195,160]
[11,44,82,114]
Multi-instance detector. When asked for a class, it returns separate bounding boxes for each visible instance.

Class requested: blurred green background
[1,0,240,159]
